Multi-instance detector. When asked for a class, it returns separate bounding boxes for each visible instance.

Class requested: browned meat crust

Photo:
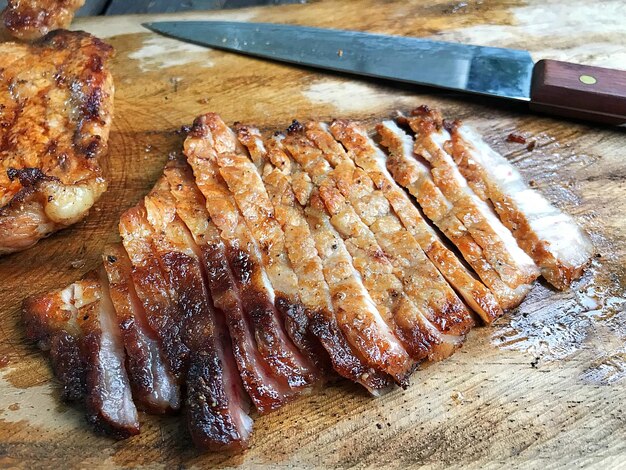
[23,270,139,438]
[236,124,392,393]
[0,30,113,254]
[443,119,593,289]
[143,177,253,451]
[3,0,85,40]
[165,157,293,415]
[185,114,321,394]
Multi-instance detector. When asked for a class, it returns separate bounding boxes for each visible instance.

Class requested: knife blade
[144,20,626,125]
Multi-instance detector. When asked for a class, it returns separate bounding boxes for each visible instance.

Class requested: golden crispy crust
[3,0,85,40]
[0,30,114,254]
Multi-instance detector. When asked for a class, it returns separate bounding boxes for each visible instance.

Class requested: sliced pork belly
[378,120,531,309]
[23,271,139,438]
[323,121,502,324]
[143,177,253,451]
[164,157,292,415]
[202,116,329,373]
[289,139,435,364]
[280,133,419,382]
[103,244,180,414]
[265,134,412,384]
[407,108,540,289]
[315,121,474,347]
[444,121,593,289]
[119,203,189,383]
[237,125,392,393]
[184,114,320,393]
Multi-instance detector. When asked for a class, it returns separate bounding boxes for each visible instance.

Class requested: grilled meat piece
[165,157,292,415]
[119,202,189,384]
[103,244,181,414]
[184,114,321,395]
[143,177,253,451]
[205,117,330,373]
[236,124,393,394]
[379,121,532,309]
[325,121,502,324]
[0,30,113,255]
[324,122,474,338]
[23,271,139,438]
[278,132,416,384]
[444,121,593,289]
[3,0,85,40]
[407,108,540,291]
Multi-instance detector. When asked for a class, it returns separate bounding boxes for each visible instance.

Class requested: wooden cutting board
[1,1,625,468]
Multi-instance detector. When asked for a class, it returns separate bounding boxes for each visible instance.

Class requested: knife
[143,21,626,126]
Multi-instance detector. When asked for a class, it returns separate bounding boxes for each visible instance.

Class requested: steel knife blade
[143,20,626,125]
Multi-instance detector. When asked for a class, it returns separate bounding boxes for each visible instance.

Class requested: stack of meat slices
[23,106,593,451]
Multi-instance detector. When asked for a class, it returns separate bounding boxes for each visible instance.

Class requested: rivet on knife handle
[530,59,626,125]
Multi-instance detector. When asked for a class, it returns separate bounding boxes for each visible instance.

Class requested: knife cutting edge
[143,21,626,126]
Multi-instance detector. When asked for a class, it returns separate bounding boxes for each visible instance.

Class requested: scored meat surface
[0,30,114,255]
[3,0,85,40]
[23,106,591,451]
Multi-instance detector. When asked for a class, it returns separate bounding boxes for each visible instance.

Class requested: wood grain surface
[1,1,625,468]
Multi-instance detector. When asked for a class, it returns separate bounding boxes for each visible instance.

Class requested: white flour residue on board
[302,79,415,114]
[432,0,626,67]
[128,36,214,71]
[0,370,82,429]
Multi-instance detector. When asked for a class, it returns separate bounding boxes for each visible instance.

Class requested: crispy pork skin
[444,121,593,289]
[276,133,415,384]
[23,271,139,438]
[284,129,436,367]
[325,120,502,325]
[323,121,474,346]
[0,31,113,254]
[184,114,321,394]
[204,117,330,373]
[165,157,292,415]
[378,121,531,309]
[165,159,291,414]
[3,0,85,40]
[237,124,392,393]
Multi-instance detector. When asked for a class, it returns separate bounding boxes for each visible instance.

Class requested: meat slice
[0,31,114,254]
[3,0,85,40]
[118,203,188,385]
[102,244,180,414]
[236,124,392,394]
[142,177,253,451]
[203,116,329,373]
[407,108,540,288]
[444,121,593,289]
[23,271,139,438]
[324,120,502,324]
[279,132,417,383]
[164,157,292,415]
[314,121,474,349]
[378,120,532,309]
[184,114,319,394]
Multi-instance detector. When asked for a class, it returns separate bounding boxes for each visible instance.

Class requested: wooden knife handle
[530,59,626,126]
